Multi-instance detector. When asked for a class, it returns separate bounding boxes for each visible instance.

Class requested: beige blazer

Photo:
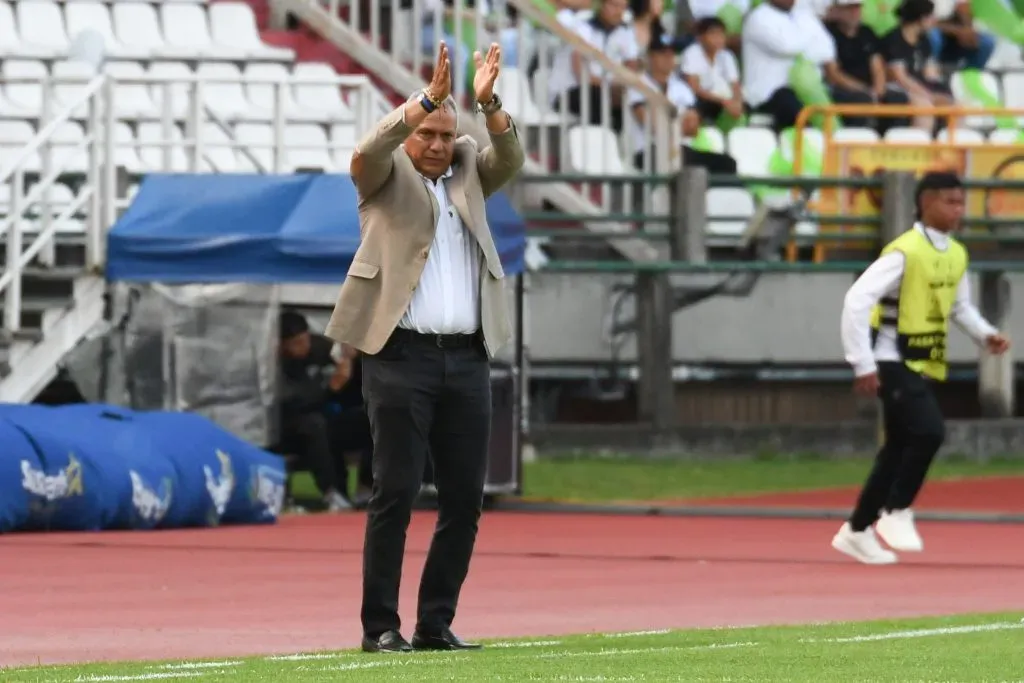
[324,106,526,358]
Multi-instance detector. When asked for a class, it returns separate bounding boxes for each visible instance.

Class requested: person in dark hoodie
[277,309,371,511]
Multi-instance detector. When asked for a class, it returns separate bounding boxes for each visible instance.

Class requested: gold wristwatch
[475,94,502,115]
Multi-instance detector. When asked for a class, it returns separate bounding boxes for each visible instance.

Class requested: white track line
[803,621,1024,644]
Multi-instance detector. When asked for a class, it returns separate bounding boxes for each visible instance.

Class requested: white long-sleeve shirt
[840,223,997,377]
[398,166,482,335]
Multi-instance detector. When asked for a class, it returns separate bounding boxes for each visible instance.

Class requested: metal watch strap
[477,94,502,115]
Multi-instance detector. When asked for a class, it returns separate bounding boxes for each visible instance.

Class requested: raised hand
[472,43,501,104]
[427,42,452,103]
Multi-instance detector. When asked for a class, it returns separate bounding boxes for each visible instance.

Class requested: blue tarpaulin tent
[106,173,528,282]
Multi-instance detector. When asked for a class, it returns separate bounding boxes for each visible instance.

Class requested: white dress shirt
[547,17,640,105]
[840,223,997,378]
[741,2,836,108]
[399,166,482,335]
[680,43,740,100]
[626,72,696,155]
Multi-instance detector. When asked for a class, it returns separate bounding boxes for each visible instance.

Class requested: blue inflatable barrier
[0,404,287,534]
[0,416,45,532]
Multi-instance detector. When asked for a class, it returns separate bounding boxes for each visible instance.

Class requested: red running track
[2,511,1024,668]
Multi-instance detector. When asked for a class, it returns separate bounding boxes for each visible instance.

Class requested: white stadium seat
[949,70,1001,128]
[1,59,48,119]
[51,60,97,119]
[935,127,985,144]
[284,123,334,172]
[48,120,89,174]
[137,122,213,172]
[197,123,243,172]
[727,127,777,176]
[112,3,167,60]
[17,1,70,58]
[883,127,932,143]
[160,4,246,61]
[244,62,303,121]
[988,128,1020,144]
[147,61,194,119]
[706,187,754,236]
[64,2,128,59]
[494,66,558,126]
[110,122,145,174]
[196,62,251,120]
[566,125,630,174]
[104,61,158,119]
[1001,72,1024,125]
[330,122,357,170]
[832,127,879,144]
[291,62,357,123]
[209,3,295,62]
[234,122,275,171]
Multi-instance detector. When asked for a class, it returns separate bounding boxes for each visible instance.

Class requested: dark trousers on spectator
[695,96,724,123]
[829,85,911,133]
[278,411,342,496]
[559,86,625,132]
[332,407,375,493]
[753,87,804,133]
[848,362,945,531]
[633,146,738,175]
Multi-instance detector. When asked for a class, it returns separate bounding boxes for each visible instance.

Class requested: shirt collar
[419,166,454,184]
[914,221,950,250]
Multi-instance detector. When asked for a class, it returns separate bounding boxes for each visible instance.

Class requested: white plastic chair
[104,61,158,120]
[726,126,778,177]
[112,4,167,59]
[935,127,985,144]
[0,60,48,118]
[284,123,334,172]
[566,125,630,174]
[244,62,302,121]
[51,60,97,119]
[950,70,1001,129]
[110,121,145,174]
[233,122,275,171]
[64,2,128,59]
[706,188,754,237]
[137,122,198,172]
[148,61,194,120]
[208,3,295,61]
[291,62,356,123]
[196,62,251,120]
[1001,73,1024,126]
[832,127,879,144]
[330,122,357,170]
[160,4,245,60]
[883,127,933,143]
[17,1,70,57]
[494,67,558,126]
[198,123,241,173]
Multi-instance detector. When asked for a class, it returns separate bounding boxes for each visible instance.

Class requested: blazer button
[420,249,429,259]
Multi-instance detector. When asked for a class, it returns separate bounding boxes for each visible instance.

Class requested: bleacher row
[0,0,292,62]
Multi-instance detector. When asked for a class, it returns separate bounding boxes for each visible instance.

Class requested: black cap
[648,31,676,53]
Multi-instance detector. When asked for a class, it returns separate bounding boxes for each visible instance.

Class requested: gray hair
[407,90,459,129]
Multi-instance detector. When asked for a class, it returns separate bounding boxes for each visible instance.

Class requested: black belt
[392,327,480,349]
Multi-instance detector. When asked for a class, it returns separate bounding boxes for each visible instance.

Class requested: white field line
[600,630,672,638]
[802,621,1024,644]
[490,640,564,648]
[73,674,210,682]
[158,663,243,671]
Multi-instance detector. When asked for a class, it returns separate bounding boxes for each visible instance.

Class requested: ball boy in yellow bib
[832,171,1011,565]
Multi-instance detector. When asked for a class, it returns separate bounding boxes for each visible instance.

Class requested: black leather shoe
[361,630,413,653]
[411,626,482,651]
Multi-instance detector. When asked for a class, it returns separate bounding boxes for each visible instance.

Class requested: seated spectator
[682,0,750,51]
[324,343,375,508]
[275,310,369,512]
[629,0,671,52]
[548,0,641,131]
[629,33,739,174]
[929,0,994,70]
[742,0,837,132]
[680,17,745,128]
[880,0,953,133]
[824,0,911,131]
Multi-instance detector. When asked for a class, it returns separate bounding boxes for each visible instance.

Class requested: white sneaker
[876,508,923,552]
[831,522,899,565]
[324,491,353,512]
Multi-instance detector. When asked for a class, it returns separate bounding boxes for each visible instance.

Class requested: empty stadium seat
[935,127,985,144]
[244,63,304,121]
[160,4,246,60]
[49,120,89,174]
[197,123,245,172]
[494,67,558,126]
[208,2,295,62]
[727,127,777,176]
[104,61,158,119]
[706,187,754,236]
[284,124,335,172]
[64,2,130,60]
[111,3,168,60]
[51,60,97,119]
[17,1,70,58]
[883,127,932,142]
[566,125,630,174]
[195,62,251,120]
[1001,73,1024,124]
[832,127,879,143]
[330,123,357,170]
[233,122,275,171]
[148,61,194,119]
[1,59,47,119]
[137,121,192,172]
[291,63,357,123]
[988,128,1020,144]
[111,122,144,173]
[693,126,726,154]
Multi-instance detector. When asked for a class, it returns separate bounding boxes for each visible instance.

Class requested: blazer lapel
[448,158,476,239]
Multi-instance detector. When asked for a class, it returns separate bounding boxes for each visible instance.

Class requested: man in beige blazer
[324,42,525,654]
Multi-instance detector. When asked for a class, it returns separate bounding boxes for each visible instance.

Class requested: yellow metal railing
[789,104,1024,263]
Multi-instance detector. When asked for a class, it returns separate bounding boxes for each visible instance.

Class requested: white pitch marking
[602,630,671,638]
[73,673,208,682]
[490,640,563,648]
[804,622,1024,644]
[159,662,242,670]
[266,653,353,662]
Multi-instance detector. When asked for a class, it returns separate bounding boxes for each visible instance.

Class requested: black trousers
[360,327,492,638]
[754,87,804,134]
[279,412,340,496]
[849,362,946,531]
[829,85,911,132]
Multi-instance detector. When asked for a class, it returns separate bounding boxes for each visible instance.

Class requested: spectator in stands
[680,17,744,126]
[629,33,739,173]
[276,310,361,512]
[929,0,995,70]
[880,0,953,133]
[824,0,911,132]
[325,342,375,508]
[629,0,671,52]
[548,0,641,131]
[742,0,837,132]
[681,0,750,51]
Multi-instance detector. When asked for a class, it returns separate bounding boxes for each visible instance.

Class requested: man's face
[405,107,457,179]
[699,26,726,52]
[599,0,628,25]
[922,187,966,232]
[649,49,675,78]
[281,331,311,360]
[835,3,862,25]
